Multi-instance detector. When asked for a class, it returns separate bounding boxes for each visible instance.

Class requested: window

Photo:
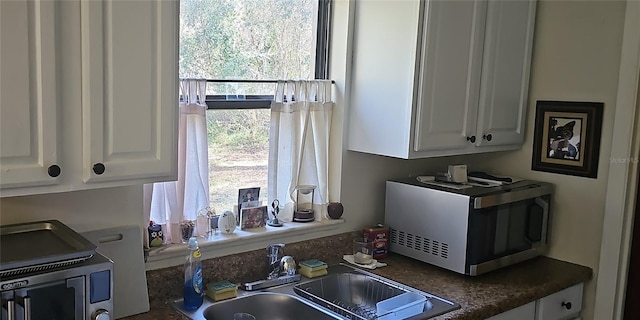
[179,0,331,214]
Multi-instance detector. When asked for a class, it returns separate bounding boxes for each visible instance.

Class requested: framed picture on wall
[531,101,604,178]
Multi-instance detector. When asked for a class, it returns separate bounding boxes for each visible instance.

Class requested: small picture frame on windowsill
[237,187,260,225]
[240,206,268,230]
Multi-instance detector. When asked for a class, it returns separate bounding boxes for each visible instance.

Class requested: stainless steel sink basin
[173,289,342,320]
[172,264,459,320]
[293,265,459,319]
[201,292,338,320]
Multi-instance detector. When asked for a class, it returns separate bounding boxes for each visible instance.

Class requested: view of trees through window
[180,0,317,213]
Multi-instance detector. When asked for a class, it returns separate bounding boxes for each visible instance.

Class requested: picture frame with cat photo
[531,100,604,178]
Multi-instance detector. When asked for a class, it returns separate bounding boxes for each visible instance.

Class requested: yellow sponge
[206,280,238,301]
[299,260,328,278]
[299,259,328,273]
[299,267,328,278]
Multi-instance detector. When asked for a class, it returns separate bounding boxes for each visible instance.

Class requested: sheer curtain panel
[144,79,209,244]
[268,80,334,222]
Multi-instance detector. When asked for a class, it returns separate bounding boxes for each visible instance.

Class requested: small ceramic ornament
[218,210,237,234]
[148,221,164,247]
[327,202,344,219]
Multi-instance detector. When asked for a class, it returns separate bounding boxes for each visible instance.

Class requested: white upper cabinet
[80,0,178,183]
[347,0,537,159]
[0,0,60,189]
[414,0,487,152]
[476,0,536,148]
[0,0,178,197]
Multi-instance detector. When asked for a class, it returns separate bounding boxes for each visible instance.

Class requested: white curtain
[268,80,334,222]
[144,79,210,244]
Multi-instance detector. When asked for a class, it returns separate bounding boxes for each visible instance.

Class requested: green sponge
[300,259,327,269]
[207,280,237,301]
[209,280,236,291]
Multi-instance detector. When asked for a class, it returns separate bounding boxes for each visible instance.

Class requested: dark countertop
[369,255,591,320]
[124,254,592,320]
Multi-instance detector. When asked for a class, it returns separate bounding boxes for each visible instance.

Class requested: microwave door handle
[538,197,550,245]
[67,277,85,319]
[525,197,550,245]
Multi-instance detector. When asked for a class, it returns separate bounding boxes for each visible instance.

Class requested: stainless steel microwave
[0,253,113,320]
[385,178,553,276]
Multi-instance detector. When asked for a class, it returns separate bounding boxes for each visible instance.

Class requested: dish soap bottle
[183,237,203,310]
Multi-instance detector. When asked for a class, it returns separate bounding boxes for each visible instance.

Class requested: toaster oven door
[466,194,550,275]
[1,276,84,320]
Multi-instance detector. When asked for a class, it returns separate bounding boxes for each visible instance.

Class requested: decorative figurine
[148,221,164,247]
[218,210,237,234]
[327,202,344,219]
[268,199,284,227]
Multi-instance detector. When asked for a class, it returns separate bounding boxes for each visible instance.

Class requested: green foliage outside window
[180,0,314,82]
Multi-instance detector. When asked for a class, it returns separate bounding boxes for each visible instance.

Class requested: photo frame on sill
[240,205,268,230]
[531,101,604,178]
[237,187,260,225]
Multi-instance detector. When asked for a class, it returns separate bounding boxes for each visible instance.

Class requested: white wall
[0,185,144,232]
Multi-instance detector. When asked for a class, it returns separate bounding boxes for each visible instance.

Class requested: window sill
[145,219,345,270]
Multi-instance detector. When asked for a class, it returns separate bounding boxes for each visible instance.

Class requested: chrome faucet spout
[267,243,285,279]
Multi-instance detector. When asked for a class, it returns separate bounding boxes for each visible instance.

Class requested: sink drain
[233,313,256,320]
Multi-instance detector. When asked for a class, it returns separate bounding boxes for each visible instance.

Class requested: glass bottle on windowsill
[180,220,196,243]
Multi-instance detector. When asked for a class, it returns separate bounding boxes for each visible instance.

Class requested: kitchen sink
[293,265,460,319]
[172,264,460,320]
[201,292,338,320]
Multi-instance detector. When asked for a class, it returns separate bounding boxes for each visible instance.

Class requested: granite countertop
[368,255,591,319]
[125,254,591,320]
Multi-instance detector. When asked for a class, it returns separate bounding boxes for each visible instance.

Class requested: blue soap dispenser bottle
[183,236,204,310]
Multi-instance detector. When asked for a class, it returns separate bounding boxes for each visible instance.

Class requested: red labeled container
[363,224,390,260]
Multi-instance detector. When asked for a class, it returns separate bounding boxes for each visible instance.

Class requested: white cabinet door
[476,0,536,147]
[486,301,536,320]
[347,0,421,159]
[80,0,178,183]
[0,0,60,190]
[413,0,487,152]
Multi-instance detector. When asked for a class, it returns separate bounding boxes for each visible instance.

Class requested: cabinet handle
[93,163,106,175]
[47,165,61,178]
[483,134,493,142]
[561,301,572,310]
[466,136,476,143]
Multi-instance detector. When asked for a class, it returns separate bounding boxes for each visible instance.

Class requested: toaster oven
[385,177,553,275]
[0,220,113,320]
[0,253,113,320]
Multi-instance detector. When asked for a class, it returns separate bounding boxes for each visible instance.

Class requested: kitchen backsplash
[145,231,356,309]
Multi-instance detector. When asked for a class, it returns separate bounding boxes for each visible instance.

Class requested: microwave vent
[391,229,448,259]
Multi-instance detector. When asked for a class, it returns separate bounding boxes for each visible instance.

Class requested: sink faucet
[267,243,285,279]
[242,243,301,291]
